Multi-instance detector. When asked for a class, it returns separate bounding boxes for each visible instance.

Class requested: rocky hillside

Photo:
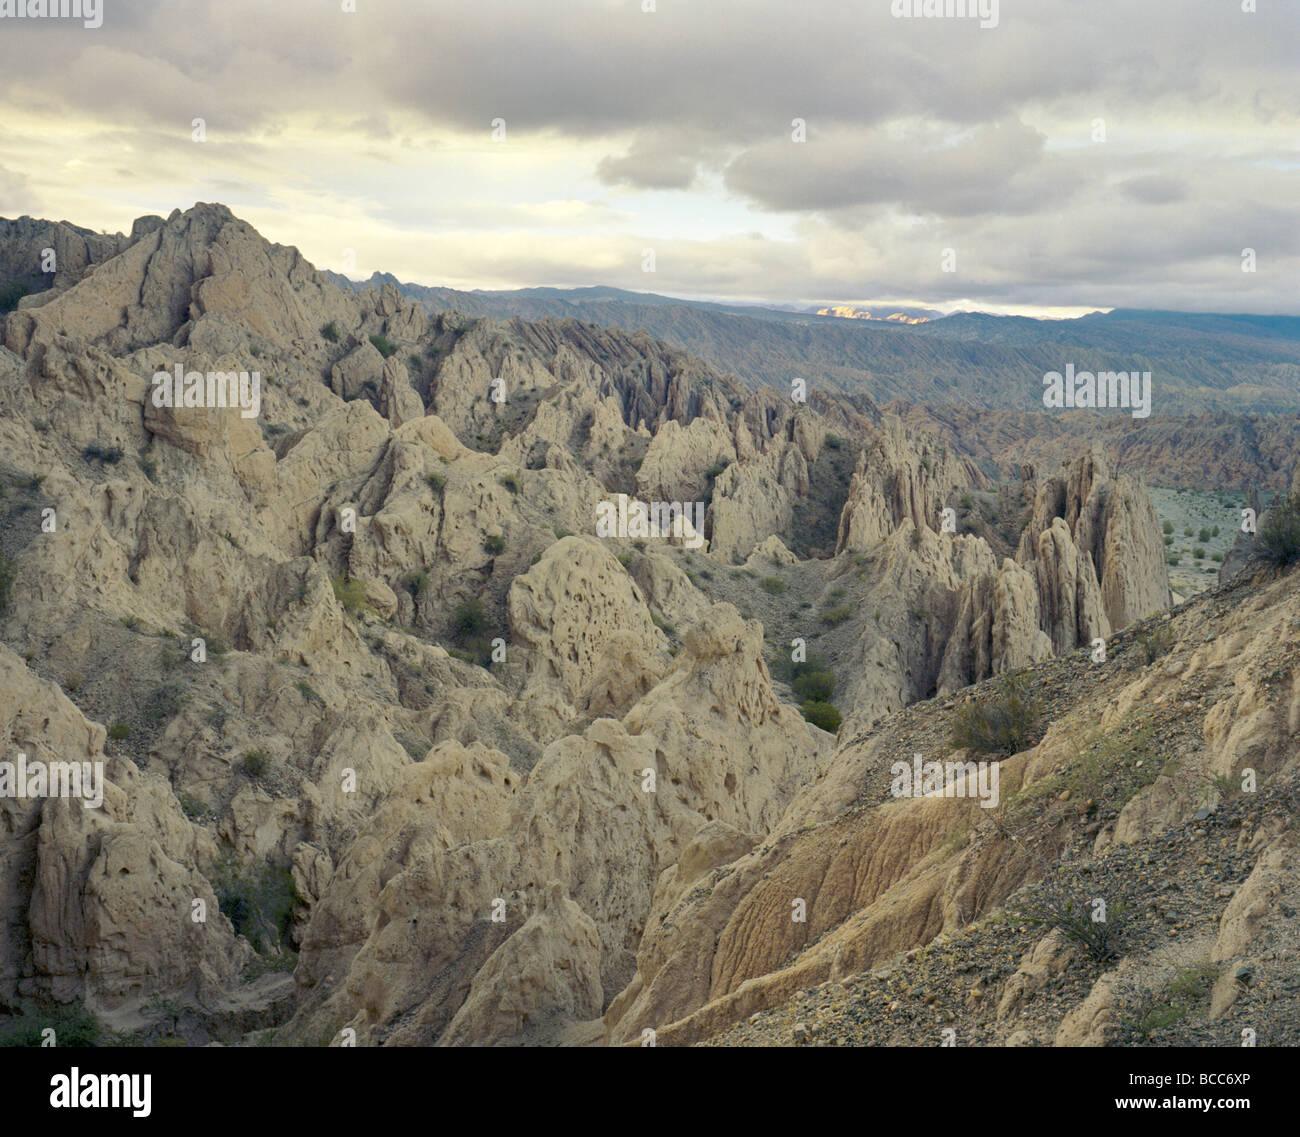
[0,204,1292,1048]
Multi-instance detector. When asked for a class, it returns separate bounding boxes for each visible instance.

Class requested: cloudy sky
[1,0,1297,315]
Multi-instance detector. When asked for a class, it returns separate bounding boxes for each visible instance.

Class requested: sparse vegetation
[1008,878,1130,965]
[759,576,788,595]
[0,1000,106,1047]
[0,553,14,616]
[83,442,124,464]
[212,853,299,954]
[321,321,339,342]
[424,471,445,492]
[404,569,430,597]
[240,748,270,777]
[800,700,842,733]
[951,675,1043,755]
[820,605,851,626]
[483,534,506,555]
[1135,622,1175,664]
[107,722,132,741]
[1258,494,1300,567]
[331,574,367,614]
[368,332,397,358]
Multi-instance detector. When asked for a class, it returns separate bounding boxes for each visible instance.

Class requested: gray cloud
[0,0,1298,312]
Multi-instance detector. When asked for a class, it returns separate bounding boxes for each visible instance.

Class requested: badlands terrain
[0,204,1296,1047]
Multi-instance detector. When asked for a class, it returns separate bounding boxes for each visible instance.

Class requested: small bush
[1162,520,1173,535]
[791,669,835,703]
[83,442,124,464]
[321,321,339,343]
[144,683,188,726]
[1197,527,1211,543]
[0,1000,105,1047]
[820,605,851,626]
[213,854,299,953]
[424,472,446,492]
[176,791,211,821]
[499,474,521,494]
[0,282,30,314]
[483,534,506,556]
[1009,880,1130,965]
[241,749,270,777]
[1135,623,1175,664]
[137,454,159,482]
[107,722,132,741]
[404,569,430,597]
[295,680,325,706]
[369,332,398,358]
[0,553,14,616]
[331,575,367,614]
[951,675,1043,755]
[760,576,788,595]
[451,598,487,642]
[1258,494,1300,567]
[800,701,842,733]
[1193,547,1205,560]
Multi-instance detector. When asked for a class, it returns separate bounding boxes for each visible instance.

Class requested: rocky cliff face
[0,203,1287,1048]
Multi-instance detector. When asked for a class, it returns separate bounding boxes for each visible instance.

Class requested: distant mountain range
[325,273,1300,414]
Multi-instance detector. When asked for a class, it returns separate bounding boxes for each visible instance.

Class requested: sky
[1,0,1298,316]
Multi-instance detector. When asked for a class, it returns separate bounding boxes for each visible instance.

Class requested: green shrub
[1258,494,1300,567]
[1197,527,1211,543]
[83,442,123,464]
[295,680,325,706]
[424,472,446,492]
[499,474,521,494]
[369,332,397,358]
[321,321,339,342]
[331,574,367,614]
[950,675,1043,755]
[404,569,430,597]
[107,722,132,741]
[137,454,159,482]
[0,282,30,314]
[760,576,788,595]
[483,534,506,556]
[144,683,188,725]
[241,748,270,777]
[212,854,299,953]
[0,1000,105,1047]
[0,553,14,616]
[1008,880,1130,965]
[1135,622,1175,664]
[175,791,211,821]
[820,605,851,626]
[792,669,835,703]
[1161,520,1173,535]
[451,598,487,642]
[800,701,842,733]
[824,434,843,450]
[1193,547,1205,559]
